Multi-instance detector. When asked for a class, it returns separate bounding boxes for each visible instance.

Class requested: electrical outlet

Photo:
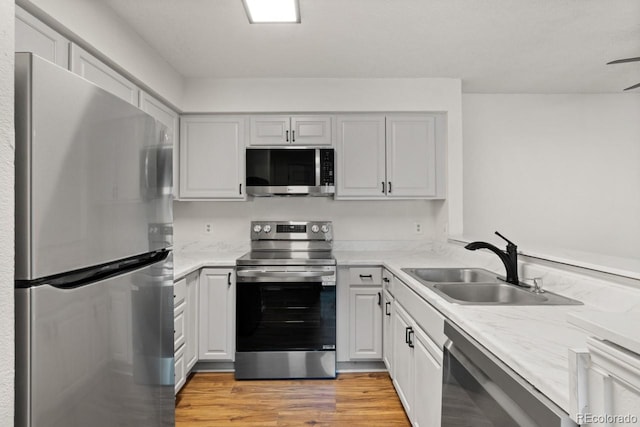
[204,223,212,234]
[414,222,423,234]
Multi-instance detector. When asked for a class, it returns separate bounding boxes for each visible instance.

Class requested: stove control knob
[253,225,262,233]
[321,224,330,233]
[263,225,271,233]
[311,225,320,233]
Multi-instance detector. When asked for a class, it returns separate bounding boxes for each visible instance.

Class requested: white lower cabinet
[571,336,640,426]
[174,270,199,394]
[382,288,395,375]
[198,268,235,361]
[185,272,199,371]
[392,277,444,427]
[412,326,443,427]
[337,267,383,361]
[174,345,186,394]
[349,286,383,359]
[393,302,415,418]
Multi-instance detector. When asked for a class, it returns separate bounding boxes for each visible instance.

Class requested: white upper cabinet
[139,92,180,198]
[386,114,437,198]
[180,116,246,200]
[249,115,290,145]
[249,115,332,146]
[291,116,332,146]
[15,6,69,68]
[336,113,445,200]
[335,115,387,198]
[70,44,140,106]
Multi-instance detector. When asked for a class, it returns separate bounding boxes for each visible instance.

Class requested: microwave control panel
[320,149,335,186]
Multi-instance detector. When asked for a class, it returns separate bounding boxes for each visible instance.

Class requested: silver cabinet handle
[385,302,391,316]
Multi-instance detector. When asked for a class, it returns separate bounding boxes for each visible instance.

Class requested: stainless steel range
[235,221,337,379]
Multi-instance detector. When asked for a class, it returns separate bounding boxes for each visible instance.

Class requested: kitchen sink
[404,268,498,283]
[401,268,583,306]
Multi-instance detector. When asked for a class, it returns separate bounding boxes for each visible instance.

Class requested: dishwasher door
[441,321,577,427]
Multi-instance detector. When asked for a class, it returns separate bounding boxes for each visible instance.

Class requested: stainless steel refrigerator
[14,53,175,427]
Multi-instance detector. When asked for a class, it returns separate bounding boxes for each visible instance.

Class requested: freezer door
[15,53,173,281]
[15,253,174,427]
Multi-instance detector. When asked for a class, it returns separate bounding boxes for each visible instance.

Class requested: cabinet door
[174,345,185,394]
[199,269,235,360]
[392,303,414,419]
[180,116,246,199]
[349,286,383,360]
[139,91,179,198]
[386,114,437,198]
[185,272,199,371]
[15,6,69,68]
[174,302,185,353]
[335,115,387,198]
[291,116,332,146]
[413,326,443,427]
[70,44,139,106]
[382,289,394,376]
[249,115,290,145]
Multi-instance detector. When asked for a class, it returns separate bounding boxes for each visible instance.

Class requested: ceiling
[104,0,640,93]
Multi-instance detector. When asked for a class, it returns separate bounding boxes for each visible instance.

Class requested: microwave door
[246,149,320,196]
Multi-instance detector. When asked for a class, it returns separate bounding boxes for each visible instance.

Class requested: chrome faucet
[465,231,521,286]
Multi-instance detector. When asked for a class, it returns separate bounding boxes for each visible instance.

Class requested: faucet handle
[495,231,517,248]
[524,277,545,294]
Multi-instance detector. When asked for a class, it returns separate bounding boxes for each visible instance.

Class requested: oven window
[246,149,316,186]
[236,282,336,352]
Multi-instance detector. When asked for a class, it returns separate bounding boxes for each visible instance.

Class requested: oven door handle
[236,270,335,279]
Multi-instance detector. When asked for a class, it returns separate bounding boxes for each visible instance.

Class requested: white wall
[174,198,444,250]
[0,0,15,423]
[180,77,463,242]
[462,93,640,260]
[19,0,184,108]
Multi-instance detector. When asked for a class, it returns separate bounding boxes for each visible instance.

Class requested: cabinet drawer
[174,303,185,351]
[349,267,382,285]
[174,278,186,307]
[395,278,446,349]
[383,270,395,295]
[174,346,185,394]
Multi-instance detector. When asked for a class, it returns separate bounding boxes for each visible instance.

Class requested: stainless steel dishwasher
[441,321,577,427]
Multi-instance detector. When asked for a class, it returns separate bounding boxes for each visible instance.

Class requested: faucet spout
[464,232,520,286]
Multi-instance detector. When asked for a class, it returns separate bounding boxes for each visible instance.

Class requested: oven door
[235,267,336,379]
[236,268,336,352]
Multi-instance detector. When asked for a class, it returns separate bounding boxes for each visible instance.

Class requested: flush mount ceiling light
[242,0,300,23]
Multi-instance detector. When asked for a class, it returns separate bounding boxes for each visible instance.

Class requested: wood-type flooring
[175,372,411,426]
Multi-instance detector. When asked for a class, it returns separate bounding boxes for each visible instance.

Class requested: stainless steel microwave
[246,148,335,196]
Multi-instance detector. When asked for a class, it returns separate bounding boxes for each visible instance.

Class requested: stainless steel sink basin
[404,268,498,283]
[401,267,583,306]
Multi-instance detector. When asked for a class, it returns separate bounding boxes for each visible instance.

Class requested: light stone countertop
[173,245,640,414]
[567,312,640,356]
[334,249,640,413]
[173,250,244,280]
